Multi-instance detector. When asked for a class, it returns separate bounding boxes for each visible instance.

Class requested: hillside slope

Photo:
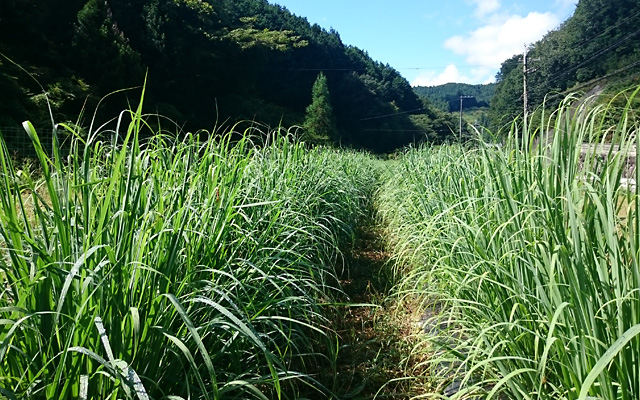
[0,0,456,153]
[489,0,640,131]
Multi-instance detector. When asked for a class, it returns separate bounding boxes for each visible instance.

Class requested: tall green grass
[0,97,379,399]
[379,90,640,399]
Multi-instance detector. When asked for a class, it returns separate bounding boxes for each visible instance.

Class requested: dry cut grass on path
[326,222,431,399]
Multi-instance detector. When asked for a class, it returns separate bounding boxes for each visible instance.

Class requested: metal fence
[1,125,64,158]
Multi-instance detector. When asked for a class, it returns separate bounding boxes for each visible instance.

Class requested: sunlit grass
[4,83,639,400]
[378,89,640,399]
[0,94,380,399]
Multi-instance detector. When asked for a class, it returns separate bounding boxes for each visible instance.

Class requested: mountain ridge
[413,82,496,112]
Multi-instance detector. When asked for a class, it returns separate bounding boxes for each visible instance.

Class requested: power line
[531,7,640,87]
[547,58,640,101]
[570,8,640,49]
[259,64,501,72]
[545,26,640,86]
[545,7,640,49]
[516,7,640,94]
[396,64,501,70]
[359,107,424,121]
[548,9,577,33]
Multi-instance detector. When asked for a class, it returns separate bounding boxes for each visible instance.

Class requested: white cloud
[412,1,575,86]
[411,65,465,86]
[473,66,497,84]
[469,0,501,18]
[444,11,560,67]
[411,64,492,86]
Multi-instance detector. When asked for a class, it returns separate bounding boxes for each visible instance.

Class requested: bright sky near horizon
[269,0,577,86]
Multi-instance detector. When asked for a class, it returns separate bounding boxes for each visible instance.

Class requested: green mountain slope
[490,0,640,131]
[0,0,457,153]
[413,83,496,112]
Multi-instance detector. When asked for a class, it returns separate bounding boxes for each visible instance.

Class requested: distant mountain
[0,0,459,153]
[413,83,496,112]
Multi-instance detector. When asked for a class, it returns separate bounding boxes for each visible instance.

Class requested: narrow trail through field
[326,222,427,399]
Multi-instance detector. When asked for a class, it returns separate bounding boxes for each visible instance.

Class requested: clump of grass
[379,88,640,399]
[0,92,379,399]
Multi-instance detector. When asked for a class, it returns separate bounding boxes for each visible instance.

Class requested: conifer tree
[72,0,143,91]
[303,72,338,145]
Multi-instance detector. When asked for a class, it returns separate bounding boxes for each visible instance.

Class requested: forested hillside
[490,0,640,130]
[0,0,458,153]
[413,82,495,112]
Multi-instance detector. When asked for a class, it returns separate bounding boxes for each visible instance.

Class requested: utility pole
[459,95,474,142]
[523,45,528,127]
[522,45,540,133]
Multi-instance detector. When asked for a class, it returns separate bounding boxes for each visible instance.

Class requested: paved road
[580,143,637,155]
[579,142,637,190]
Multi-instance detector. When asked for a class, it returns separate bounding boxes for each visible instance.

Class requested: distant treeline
[416,0,640,136]
[413,83,495,112]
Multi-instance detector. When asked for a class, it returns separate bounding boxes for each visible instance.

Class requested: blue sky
[269,0,577,86]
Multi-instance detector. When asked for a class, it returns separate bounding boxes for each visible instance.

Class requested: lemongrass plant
[0,91,379,399]
[378,88,640,399]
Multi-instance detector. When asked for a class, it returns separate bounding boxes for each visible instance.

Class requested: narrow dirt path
[327,222,429,399]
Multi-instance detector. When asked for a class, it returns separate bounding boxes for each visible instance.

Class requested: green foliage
[72,0,144,91]
[0,104,380,398]
[490,0,640,131]
[303,72,338,145]
[0,0,448,153]
[408,99,458,143]
[412,84,494,141]
[379,91,640,399]
[413,82,496,112]
[0,62,32,128]
[227,17,308,51]
[489,54,525,133]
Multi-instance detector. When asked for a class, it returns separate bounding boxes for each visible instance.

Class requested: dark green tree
[413,82,496,112]
[303,72,338,145]
[489,0,640,128]
[72,0,143,92]
[489,54,524,132]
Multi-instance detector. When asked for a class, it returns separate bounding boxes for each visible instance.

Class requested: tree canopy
[303,72,338,145]
[0,0,456,153]
[488,0,640,132]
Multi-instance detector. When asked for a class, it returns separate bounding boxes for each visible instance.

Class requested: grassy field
[378,90,640,399]
[1,89,639,399]
[0,95,382,399]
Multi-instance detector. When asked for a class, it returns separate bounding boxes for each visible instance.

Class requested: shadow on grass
[324,221,431,400]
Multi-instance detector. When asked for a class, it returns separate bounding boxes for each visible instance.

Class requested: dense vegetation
[379,91,640,399]
[0,0,459,153]
[4,86,638,400]
[302,72,338,144]
[3,0,640,399]
[413,0,640,137]
[0,93,384,398]
[490,0,640,130]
